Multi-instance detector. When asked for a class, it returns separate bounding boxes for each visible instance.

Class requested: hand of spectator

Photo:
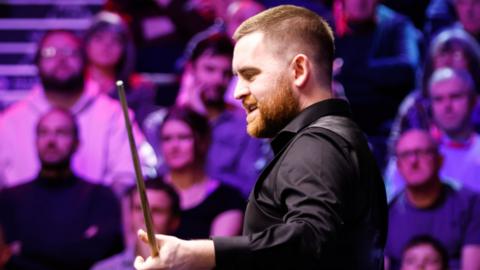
[134,229,215,270]
[176,67,208,115]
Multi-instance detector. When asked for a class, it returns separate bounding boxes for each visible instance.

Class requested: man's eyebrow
[237,67,260,76]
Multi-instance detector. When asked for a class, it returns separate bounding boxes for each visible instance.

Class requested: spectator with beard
[0,30,156,195]
[164,32,268,197]
[0,108,123,270]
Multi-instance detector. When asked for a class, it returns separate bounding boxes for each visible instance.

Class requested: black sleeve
[213,133,354,269]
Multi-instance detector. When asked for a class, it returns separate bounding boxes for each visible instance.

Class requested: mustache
[242,95,257,108]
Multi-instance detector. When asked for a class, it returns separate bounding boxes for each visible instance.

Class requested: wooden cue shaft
[116,80,159,257]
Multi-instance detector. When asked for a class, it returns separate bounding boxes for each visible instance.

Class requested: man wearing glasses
[384,128,480,270]
[0,30,154,195]
[385,67,480,198]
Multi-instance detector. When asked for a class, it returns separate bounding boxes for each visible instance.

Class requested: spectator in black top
[159,106,244,239]
[0,108,123,270]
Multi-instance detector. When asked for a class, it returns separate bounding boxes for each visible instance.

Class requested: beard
[200,85,226,109]
[245,76,300,138]
[40,155,72,172]
[39,69,84,94]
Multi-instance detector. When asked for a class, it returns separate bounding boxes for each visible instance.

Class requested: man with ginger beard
[134,5,387,270]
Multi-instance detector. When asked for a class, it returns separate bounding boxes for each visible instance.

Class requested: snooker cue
[116,80,159,257]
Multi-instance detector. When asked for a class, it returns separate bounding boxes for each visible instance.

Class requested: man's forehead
[43,33,79,48]
[39,111,74,128]
[397,131,433,150]
[232,31,265,71]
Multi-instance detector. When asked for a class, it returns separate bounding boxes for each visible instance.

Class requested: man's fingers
[137,229,171,247]
[135,255,165,270]
[134,256,146,270]
[137,229,149,243]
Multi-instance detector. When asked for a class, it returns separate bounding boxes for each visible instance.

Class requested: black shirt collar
[271,98,352,154]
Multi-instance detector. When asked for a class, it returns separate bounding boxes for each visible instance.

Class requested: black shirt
[176,183,245,239]
[213,99,388,270]
[0,174,123,270]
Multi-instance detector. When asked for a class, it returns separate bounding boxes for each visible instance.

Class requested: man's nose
[233,80,249,100]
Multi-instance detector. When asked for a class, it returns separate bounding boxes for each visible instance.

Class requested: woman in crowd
[159,106,244,239]
[84,11,157,126]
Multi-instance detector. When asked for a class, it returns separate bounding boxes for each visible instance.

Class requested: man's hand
[134,229,216,270]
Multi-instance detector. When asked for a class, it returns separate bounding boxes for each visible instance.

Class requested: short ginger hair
[233,5,335,84]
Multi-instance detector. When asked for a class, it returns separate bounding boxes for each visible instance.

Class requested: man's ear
[291,54,311,89]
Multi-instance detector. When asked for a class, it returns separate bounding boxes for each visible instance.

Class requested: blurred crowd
[0,0,480,269]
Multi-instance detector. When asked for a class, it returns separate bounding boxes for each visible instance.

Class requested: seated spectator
[454,0,480,43]
[424,0,457,46]
[84,11,157,127]
[333,0,420,136]
[0,108,123,270]
[159,107,244,239]
[104,0,216,74]
[0,29,156,195]
[385,67,480,197]
[424,0,480,46]
[390,28,480,142]
[398,235,449,270]
[148,32,269,197]
[91,179,180,270]
[0,226,10,270]
[385,129,480,270]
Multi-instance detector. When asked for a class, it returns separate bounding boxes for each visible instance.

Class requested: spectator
[159,107,244,239]
[385,67,480,198]
[169,32,268,197]
[454,0,480,43]
[390,27,480,142]
[0,30,156,195]
[333,0,420,137]
[0,108,123,270]
[385,129,480,270]
[398,235,449,270]
[104,0,216,74]
[84,11,157,127]
[91,179,180,270]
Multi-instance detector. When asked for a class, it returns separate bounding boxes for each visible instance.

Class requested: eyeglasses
[40,47,81,59]
[396,148,437,160]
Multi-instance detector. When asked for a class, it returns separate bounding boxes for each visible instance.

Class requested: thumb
[134,255,146,270]
[137,229,170,248]
[137,229,149,244]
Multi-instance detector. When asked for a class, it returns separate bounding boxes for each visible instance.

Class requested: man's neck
[406,179,443,208]
[39,166,73,181]
[45,89,83,110]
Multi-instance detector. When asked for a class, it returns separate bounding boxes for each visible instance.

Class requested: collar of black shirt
[270,98,352,155]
